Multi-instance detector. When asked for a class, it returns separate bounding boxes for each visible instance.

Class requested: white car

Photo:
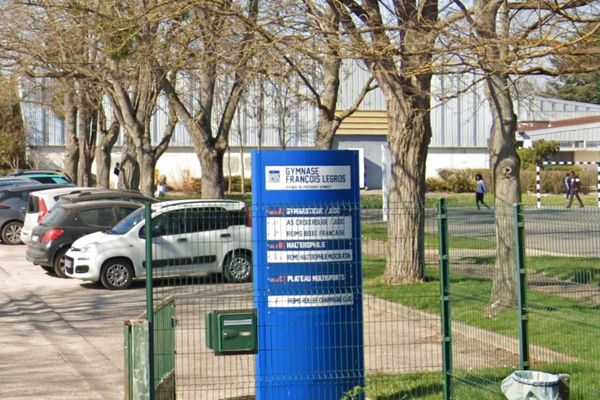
[64,199,252,289]
[20,187,90,244]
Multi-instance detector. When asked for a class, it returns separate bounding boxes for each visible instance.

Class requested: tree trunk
[76,98,96,186]
[315,118,337,150]
[119,133,140,191]
[314,57,341,150]
[63,90,79,182]
[137,147,156,197]
[95,120,120,189]
[199,148,225,199]
[239,142,246,195]
[383,95,431,284]
[486,74,521,314]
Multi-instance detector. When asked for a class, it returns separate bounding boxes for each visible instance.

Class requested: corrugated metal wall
[516,96,600,121]
[19,67,600,150]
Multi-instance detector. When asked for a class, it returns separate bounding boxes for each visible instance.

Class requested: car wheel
[100,259,133,290]
[1,221,23,245]
[53,248,69,278]
[223,251,252,283]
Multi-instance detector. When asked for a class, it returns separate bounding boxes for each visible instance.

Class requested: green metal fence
[124,297,176,400]
[439,201,600,399]
[154,298,176,400]
[125,199,600,399]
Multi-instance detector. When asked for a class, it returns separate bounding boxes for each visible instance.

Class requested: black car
[52,189,156,210]
[26,200,142,277]
[0,183,74,245]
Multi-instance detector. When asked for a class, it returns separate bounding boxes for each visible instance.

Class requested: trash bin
[501,370,560,400]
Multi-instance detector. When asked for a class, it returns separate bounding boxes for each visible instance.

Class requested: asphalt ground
[0,244,146,400]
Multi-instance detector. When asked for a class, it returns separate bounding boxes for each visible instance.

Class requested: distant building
[20,69,600,190]
[517,115,600,164]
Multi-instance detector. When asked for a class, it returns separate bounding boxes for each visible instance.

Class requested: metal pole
[513,203,529,370]
[596,162,600,208]
[145,203,155,399]
[438,199,452,400]
[535,164,541,209]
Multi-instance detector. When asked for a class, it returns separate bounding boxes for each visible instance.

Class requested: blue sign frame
[252,150,364,399]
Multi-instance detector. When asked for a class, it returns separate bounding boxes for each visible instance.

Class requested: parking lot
[0,244,145,400]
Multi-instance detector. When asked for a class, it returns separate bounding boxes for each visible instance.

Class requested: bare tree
[331,1,440,283]
[160,0,260,198]
[95,114,120,189]
[0,75,27,169]
[257,1,377,149]
[452,0,600,312]
[60,81,79,182]
[1,0,179,194]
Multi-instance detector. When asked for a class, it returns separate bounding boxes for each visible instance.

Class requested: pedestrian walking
[566,170,584,208]
[563,172,570,199]
[475,174,490,210]
[113,162,121,188]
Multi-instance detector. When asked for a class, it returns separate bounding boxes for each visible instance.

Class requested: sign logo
[268,169,281,184]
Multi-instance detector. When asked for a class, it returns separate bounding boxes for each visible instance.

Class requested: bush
[528,168,595,195]
[427,169,491,193]
[428,167,596,195]
[226,175,251,193]
[167,168,201,193]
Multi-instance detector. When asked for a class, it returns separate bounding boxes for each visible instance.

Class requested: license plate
[64,258,73,269]
[31,235,38,243]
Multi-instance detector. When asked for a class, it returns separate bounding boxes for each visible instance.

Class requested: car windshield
[109,207,145,235]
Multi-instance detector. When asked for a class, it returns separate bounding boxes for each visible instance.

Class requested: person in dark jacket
[563,172,570,199]
[475,174,490,210]
[566,171,584,208]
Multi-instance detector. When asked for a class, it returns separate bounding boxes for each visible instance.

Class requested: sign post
[252,150,364,399]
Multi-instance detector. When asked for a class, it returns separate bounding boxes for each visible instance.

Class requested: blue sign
[252,150,364,399]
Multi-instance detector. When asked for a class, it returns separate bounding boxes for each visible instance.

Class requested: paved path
[0,238,579,400]
[0,245,145,400]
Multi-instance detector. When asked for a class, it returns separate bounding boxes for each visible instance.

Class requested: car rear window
[41,207,70,227]
[33,177,56,184]
[29,195,39,213]
[79,207,116,227]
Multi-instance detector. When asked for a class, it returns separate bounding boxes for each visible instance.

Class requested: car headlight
[80,243,98,252]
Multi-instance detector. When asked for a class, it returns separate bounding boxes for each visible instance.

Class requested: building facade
[20,70,600,190]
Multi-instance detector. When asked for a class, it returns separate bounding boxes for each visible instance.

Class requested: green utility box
[205,309,257,355]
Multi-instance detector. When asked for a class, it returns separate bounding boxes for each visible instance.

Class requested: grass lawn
[165,190,598,210]
[361,256,600,399]
[361,223,496,250]
[361,193,599,209]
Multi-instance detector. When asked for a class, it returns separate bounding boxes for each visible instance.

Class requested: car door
[185,207,230,274]
[150,209,190,277]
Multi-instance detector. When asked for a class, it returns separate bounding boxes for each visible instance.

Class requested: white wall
[32,145,491,186]
[29,146,254,189]
[574,151,599,163]
[426,148,490,177]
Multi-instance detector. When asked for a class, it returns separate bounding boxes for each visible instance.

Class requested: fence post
[535,164,541,209]
[513,203,529,370]
[145,203,155,400]
[438,198,452,400]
